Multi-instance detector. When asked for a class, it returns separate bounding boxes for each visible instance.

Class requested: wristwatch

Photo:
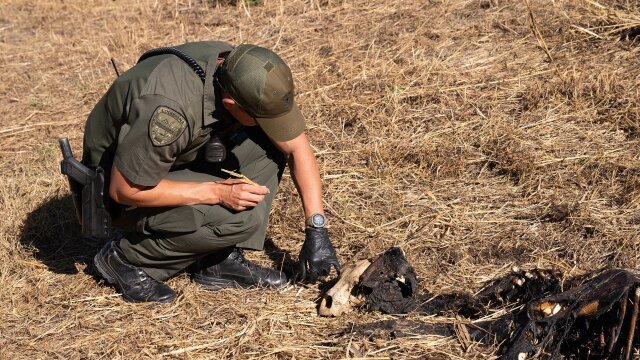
[305,213,326,228]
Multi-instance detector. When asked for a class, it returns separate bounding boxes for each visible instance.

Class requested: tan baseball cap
[217,44,306,141]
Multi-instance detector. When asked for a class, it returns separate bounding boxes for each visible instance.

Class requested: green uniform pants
[113,129,286,281]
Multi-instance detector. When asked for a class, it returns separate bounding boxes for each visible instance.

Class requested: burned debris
[358,247,421,314]
[319,248,421,316]
[502,269,640,359]
[324,247,640,359]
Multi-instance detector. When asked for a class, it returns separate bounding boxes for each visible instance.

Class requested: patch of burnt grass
[478,243,532,264]
[540,203,572,223]
[481,136,536,185]
[619,26,640,40]
[576,161,640,206]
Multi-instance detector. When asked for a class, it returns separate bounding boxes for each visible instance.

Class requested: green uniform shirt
[82,41,234,187]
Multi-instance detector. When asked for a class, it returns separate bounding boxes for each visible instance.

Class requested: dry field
[1,0,639,358]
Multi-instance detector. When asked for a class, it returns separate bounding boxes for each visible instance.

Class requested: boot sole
[192,274,252,291]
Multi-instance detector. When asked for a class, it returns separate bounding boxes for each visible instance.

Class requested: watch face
[312,214,325,227]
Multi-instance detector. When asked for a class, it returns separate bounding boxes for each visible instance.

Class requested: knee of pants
[236,207,266,239]
[206,206,267,246]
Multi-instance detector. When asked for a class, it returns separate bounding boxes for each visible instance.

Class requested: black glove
[298,227,341,282]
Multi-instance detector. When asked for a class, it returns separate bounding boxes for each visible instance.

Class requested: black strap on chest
[137,47,205,83]
[137,46,242,163]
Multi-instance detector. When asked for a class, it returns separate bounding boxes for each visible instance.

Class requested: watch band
[305,213,326,228]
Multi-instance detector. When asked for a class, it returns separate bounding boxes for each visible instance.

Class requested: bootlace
[232,248,253,268]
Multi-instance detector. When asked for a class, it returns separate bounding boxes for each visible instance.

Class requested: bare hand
[218,178,269,211]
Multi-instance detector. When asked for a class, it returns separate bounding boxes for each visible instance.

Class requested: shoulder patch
[149,106,188,146]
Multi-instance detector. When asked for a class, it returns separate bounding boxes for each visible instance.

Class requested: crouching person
[82,41,340,303]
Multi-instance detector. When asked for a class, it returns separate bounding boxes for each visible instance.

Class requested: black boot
[94,241,176,303]
[192,248,288,290]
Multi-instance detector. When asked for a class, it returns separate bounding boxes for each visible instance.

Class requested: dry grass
[1,0,639,358]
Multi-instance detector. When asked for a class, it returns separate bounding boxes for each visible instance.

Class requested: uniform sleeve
[113,94,192,187]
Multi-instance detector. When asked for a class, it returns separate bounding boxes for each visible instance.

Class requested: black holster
[58,138,112,240]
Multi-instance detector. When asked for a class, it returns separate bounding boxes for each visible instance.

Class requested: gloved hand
[298,227,341,283]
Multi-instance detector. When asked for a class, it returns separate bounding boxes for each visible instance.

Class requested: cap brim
[255,103,306,142]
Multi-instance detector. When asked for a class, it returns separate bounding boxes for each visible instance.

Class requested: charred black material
[475,268,563,306]
[358,247,420,314]
[502,269,640,360]
[349,319,454,339]
[340,249,640,359]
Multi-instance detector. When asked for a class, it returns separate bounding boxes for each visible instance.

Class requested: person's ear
[221,97,236,110]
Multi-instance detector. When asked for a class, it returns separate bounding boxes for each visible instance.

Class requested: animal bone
[337,256,640,359]
[503,269,640,359]
[318,259,371,317]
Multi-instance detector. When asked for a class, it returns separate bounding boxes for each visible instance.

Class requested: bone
[624,287,640,360]
[318,260,371,317]
[607,289,628,353]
